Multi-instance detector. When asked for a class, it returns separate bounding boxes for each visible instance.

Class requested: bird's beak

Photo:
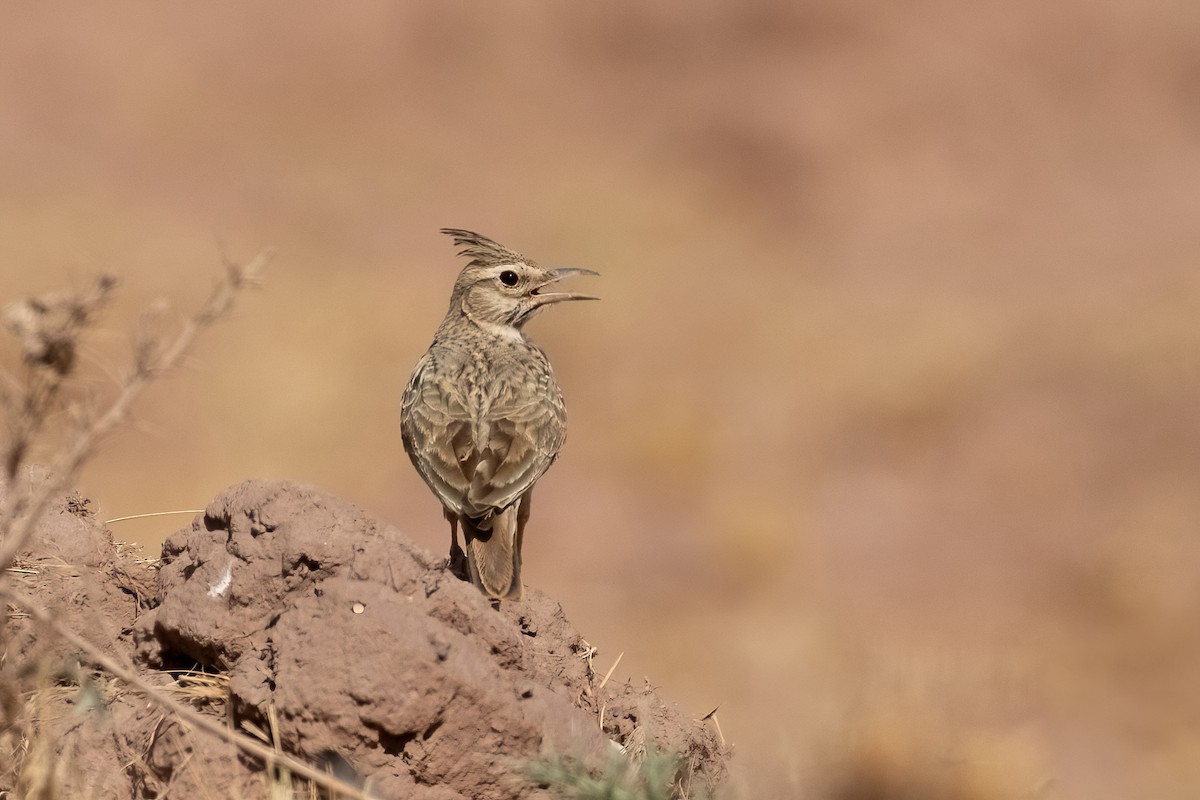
[530,268,600,306]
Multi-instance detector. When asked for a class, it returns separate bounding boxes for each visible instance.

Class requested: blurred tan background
[3,2,1199,797]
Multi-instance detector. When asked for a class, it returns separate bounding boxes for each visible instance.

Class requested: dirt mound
[1,478,728,799]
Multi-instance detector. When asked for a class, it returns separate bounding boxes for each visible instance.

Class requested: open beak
[529,267,600,306]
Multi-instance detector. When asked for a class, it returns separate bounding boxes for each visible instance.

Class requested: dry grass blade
[104,509,205,524]
[168,670,230,709]
[598,651,624,691]
[699,708,725,748]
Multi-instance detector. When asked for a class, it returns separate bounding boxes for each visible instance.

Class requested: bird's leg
[444,507,468,580]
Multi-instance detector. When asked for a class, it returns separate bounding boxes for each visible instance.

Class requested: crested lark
[401,229,597,601]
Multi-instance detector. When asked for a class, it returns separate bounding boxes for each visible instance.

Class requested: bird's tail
[462,506,522,601]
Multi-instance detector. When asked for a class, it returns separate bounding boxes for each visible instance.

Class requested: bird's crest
[440,228,532,268]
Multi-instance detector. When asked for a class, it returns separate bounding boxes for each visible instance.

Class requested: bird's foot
[446,544,469,581]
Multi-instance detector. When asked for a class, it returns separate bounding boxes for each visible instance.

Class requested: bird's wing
[466,367,567,515]
[401,353,475,516]
[403,349,567,520]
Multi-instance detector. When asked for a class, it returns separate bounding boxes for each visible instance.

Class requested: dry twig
[0,251,381,797]
[0,250,271,578]
[0,251,378,798]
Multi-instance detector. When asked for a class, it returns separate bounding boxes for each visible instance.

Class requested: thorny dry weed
[0,251,376,799]
[0,252,270,575]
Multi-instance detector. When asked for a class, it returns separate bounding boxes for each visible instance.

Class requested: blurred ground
[2,2,1198,797]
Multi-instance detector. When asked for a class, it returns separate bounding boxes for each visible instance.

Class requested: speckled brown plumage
[401,229,597,601]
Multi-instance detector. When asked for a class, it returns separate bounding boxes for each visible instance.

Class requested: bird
[400,229,598,601]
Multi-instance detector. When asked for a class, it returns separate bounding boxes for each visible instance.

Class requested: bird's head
[441,228,598,330]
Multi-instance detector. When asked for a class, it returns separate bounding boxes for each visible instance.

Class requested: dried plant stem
[0,584,371,800]
[105,509,205,524]
[0,251,373,799]
[598,651,625,692]
[0,249,272,579]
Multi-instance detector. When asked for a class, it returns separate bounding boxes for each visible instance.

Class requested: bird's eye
[498,270,519,287]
